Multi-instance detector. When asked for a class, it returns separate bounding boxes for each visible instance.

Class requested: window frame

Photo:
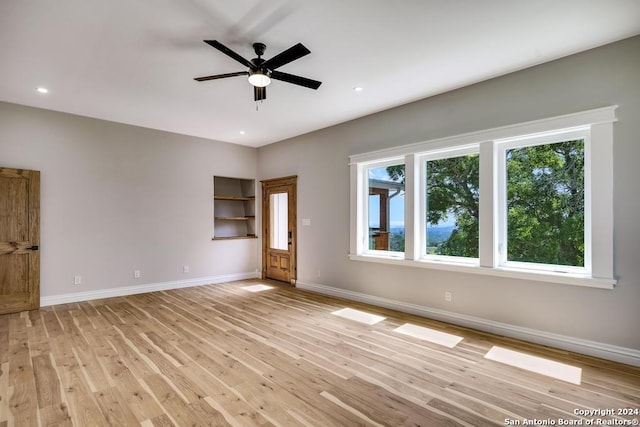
[349,106,617,289]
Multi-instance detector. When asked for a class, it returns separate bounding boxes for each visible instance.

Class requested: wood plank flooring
[1,279,639,426]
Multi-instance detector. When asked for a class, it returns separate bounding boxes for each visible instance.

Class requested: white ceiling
[1,1,639,147]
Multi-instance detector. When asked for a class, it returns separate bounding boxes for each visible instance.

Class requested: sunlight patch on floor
[241,284,275,292]
[393,323,463,348]
[485,346,582,384]
[331,308,386,325]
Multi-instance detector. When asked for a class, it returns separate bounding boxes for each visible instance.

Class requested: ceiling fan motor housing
[253,42,267,57]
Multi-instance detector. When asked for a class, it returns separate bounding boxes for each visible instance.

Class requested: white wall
[258,36,640,353]
[0,102,259,297]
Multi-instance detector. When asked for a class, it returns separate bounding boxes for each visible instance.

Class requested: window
[364,161,405,254]
[498,133,587,274]
[270,192,288,250]
[422,149,479,261]
[349,107,617,288]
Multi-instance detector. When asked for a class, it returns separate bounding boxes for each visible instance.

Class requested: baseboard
[40,271,260,307]
[296,280,640,367]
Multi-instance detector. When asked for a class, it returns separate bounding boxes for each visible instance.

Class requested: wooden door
[262,176,296,285]
[0,167,40,314]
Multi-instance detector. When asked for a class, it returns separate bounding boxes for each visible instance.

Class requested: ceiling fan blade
[194,71,249,82]
[271,71,322,89]
[204,40,254,69]
[254,86,266,101]
[262,43,310,70]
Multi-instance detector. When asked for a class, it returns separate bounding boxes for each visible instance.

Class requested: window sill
[348,253,616,289]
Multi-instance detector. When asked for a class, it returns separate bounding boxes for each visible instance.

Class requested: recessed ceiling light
[36,87,49,94]
[353,86,364,92]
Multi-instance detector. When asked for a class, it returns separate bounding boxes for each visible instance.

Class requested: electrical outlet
[445,291,452,302]
[183,265,190,273]
[134,269,141,279]
[74,275,82,285]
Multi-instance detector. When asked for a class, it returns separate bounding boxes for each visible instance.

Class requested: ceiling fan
[194,40,322,101]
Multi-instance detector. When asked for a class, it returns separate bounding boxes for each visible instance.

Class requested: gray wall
[0,102,259,297]
[258,36,640,351]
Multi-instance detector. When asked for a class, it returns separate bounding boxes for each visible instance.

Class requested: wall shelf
[214,196,255,201]
[215,216,253,221]
[212,235,257,241]
[213,176,256,240]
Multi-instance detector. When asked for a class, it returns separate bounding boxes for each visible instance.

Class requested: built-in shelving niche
[213,176,257,240]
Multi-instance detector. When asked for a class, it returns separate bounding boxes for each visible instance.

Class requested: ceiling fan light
[248,70,271,87]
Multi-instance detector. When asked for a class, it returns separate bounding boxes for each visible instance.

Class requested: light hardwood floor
[1,279,638,426]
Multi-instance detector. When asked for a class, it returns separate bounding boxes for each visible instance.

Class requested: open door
[0,167,40,314]
[261,176,297,285]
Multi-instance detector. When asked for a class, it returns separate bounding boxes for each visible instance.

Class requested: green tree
[386,165,405,184]
[389,229,405,252]
[506,140,584,266]
[426,155,479,257]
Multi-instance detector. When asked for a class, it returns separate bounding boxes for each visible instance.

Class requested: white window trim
[349,106,617,289]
